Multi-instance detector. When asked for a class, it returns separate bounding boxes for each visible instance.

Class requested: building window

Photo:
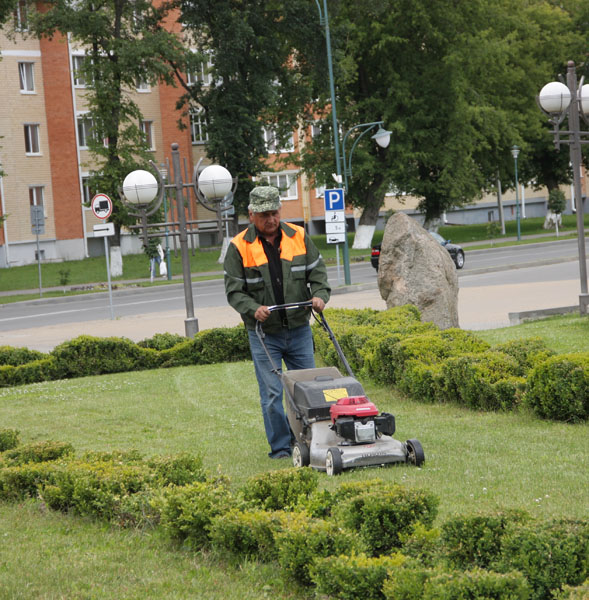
[81,176,93,205]
[190,110,208,144]
[136,78,150,92]
[29,186,44,206]
[140,120,155,150]
[260,172,298,200]
[263,127,294,154]
[72,55,90,87]
[13,0,28,31]
[18,62,35,92]
[24,124,40,154]
[77,115,94,148]
[187,55,213,87]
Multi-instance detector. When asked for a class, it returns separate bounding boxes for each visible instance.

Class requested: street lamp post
[538,61,589,315]
[122,143,236,336]
[314,1,391,286]
[511,145,521,241]
[158,162,173,280]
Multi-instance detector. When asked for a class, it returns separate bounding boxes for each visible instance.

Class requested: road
[0,238,586,350]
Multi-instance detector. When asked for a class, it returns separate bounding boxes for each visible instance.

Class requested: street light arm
[341,121,384,190]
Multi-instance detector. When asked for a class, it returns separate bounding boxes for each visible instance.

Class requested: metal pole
[171,142,199,336]
[514,155,521,241]
[317,0,351,285]
[35,231,42,298]
[162,174,172,280]
[104,236,114,319]
[566,61,589,313]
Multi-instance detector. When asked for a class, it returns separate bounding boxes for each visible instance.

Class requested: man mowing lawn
[223,186,331,459]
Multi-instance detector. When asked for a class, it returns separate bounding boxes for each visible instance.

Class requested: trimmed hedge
[525,353,589,422]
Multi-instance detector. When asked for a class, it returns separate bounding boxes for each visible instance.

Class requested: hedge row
[2,305,588,422]
[312,306,589,422]
[0,325,250,387]
[1,431,587,599]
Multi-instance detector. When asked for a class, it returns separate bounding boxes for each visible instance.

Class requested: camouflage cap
[248,186,281,213]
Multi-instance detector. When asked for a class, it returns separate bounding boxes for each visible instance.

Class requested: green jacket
[224,221,331,333]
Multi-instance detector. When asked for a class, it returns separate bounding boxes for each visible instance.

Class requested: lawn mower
[255,301,425,475]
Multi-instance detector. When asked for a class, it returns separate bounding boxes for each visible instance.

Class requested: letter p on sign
[324,188,345,212]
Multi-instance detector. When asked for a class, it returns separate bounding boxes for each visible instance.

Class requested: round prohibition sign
[91,193,113,220]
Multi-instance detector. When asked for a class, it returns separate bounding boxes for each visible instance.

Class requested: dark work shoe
[270,450,291,459]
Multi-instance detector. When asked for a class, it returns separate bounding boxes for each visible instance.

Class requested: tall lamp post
[510,145,521,241]
[538,61,589,315]
[314,0,391,285]
[122,143,236,336]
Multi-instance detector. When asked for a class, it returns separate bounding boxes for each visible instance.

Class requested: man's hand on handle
[254,298,325,322]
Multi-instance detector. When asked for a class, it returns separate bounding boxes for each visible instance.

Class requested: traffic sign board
[324,188,345,212]
[30,205,45,235]
[325,222,345,234]
[91,194,113,220]
[93,222,115,237]
[325,210,345,223]
[326,233,346,244]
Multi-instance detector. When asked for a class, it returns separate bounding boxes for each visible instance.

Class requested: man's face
[250,209,281,237]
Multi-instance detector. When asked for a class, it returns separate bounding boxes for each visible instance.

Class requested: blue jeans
[248,324,316,457]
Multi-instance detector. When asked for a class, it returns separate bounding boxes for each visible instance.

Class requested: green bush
[209,508,284,560]
[311,552,408,600]
[147,452,207,487]
[240,467,318,511]
[0,346,46,366]
[441,351,526,411]
[160,480,233,549]
[275,512,365,585]
[39,460,153,520]
[525,353,589,422]
[50,336,158,379]
[0,358,57,387]
[492,338,554,376]
[554,580,589,599]
[2,440,74,465]
[399,523,442,567]
[382,566,434,600]
[441,511,529,570]
[495,520,589,600]
[0,428,20,451]
[334,485,439,556]
[0,462,59,500]
[137,332,186,350]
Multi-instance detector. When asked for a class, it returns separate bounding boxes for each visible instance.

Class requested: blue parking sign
[324,188,345,212]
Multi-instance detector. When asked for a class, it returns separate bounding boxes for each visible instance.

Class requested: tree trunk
[352,184,383,249]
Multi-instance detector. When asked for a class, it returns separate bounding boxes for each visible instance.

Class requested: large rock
[377,213,459,329]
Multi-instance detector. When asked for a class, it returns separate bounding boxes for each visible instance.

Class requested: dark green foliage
[0,462,59,501]
[492,338,554,376]
[0,428,19,452]
[160,480,233,549]
[311,553,408,600]
[548,189,567,215]
[441,351,526,411]
[240,467,318,511]
[275,512,365,585]
[382,566,434,600]
[334,485,439,556]
[2,440,74,465]
[147,452,207,487]
[495,520,589,600]
[441,511,529,570]
[0,346,46,366]
[0,358,57,387]
[399,523,442,568]
[50,336,158,379]
[525,353,589,422]
[209,508,283,560]
[553,580,589,600]
[137,332,186,351]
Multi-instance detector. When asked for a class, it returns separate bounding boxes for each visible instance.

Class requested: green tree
[302,0,578,241]
[177,0,324,221]
[25,0,190,259]
[0,0,16,23]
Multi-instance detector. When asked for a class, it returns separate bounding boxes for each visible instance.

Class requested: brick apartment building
[0,10,333,269]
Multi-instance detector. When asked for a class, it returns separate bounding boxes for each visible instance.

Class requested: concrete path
[1,276,582,353]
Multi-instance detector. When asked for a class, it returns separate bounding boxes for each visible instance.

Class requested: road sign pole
[103,236,115,320]
[36,231,42,298]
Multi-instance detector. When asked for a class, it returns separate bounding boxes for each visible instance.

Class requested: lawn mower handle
[254,301,355,378]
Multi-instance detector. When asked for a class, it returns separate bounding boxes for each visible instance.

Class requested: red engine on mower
[329,396,396,444]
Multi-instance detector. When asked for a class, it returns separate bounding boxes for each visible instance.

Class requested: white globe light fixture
[580,84,589,117]
[122,170,159,205]
[371,126,392,149]
[538,81,571,114]
[198,165,233,200]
